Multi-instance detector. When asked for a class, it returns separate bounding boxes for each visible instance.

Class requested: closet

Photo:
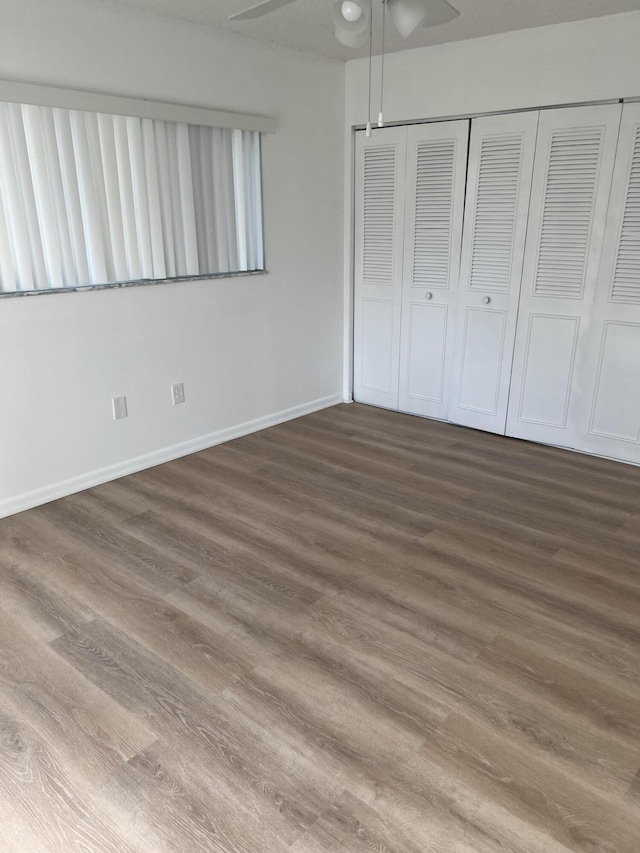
[353,100,640,466]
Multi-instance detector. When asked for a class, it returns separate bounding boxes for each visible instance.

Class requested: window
[0,90,267,294]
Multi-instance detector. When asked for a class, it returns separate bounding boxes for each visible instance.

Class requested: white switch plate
[171,382,185,405]
[112,395,128,420]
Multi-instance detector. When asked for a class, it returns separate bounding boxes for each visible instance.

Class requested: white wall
[0,0,345,517]
[342,12,640,396]
[346,13,640,125]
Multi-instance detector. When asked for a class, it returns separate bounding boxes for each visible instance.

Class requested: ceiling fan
[229,0,460,47]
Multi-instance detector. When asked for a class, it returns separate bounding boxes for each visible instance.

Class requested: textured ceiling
[96,0,640,61]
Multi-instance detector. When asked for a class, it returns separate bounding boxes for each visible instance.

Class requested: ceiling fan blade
[421,0,460,29]
[229,0,298,22]
[387,0,458,39]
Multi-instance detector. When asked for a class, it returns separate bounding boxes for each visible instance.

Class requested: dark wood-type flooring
[1,402,640,851]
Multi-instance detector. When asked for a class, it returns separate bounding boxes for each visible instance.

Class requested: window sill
[0,269,268,299]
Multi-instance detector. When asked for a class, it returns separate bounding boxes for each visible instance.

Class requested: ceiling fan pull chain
[378,0,386,127]
[366,1,374,136]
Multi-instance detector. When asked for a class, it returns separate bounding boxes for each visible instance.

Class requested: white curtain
[0,101,263,293]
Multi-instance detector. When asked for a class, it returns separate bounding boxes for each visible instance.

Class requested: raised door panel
[517,314,580,427]
[457,307,508,416]
[574,103,640,463]
[398,120,468,418]
[506,104,622,447]
[359,298,396,393]
[405,302,448,402]
[590,322,640,442]
[449,111,539,434]
[353,127,407,409]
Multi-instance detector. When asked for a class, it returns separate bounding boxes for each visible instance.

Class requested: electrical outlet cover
[112,395,128,419]
[172,383,185,405]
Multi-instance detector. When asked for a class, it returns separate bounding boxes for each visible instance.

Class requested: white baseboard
[0,393,343,520]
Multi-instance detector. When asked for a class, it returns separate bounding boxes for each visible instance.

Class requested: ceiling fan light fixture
[334,26,369,48]
[341,0,363,22]
[386,0,428,39]
[331,0,371,36]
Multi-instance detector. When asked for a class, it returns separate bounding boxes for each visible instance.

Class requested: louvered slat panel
[469,133,524,291]
[363,145,396,282]
[412,140,455,287]
[534,127,604,299]
[611,125,640,303]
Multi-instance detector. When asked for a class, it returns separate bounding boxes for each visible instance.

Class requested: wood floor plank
[292,594,640,799]
[415,712,640,852]
[212,457,434,545]
[37,549,243,694]
[164,571,323,672]
[57,483,152,527]
[34,500,201,594]
[478,634,640,746]
[627,769,640,802]
[260,420,474,501]
[289,790,428,853]
[226,436,590,556]
[439,436,640,502]
[424,528,640,645]
[50,617,342,844]
[99,738,293,853]
[1,402,639,851]
[0,551,95,643]
[0,607,156,785]
[0,709,147,852]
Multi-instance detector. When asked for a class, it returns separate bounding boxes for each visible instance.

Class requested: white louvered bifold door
[572,103,640,463]
[448,111,538,434]
[506,104,622,447]
[354,127,407,408]
[397,120,469,418]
